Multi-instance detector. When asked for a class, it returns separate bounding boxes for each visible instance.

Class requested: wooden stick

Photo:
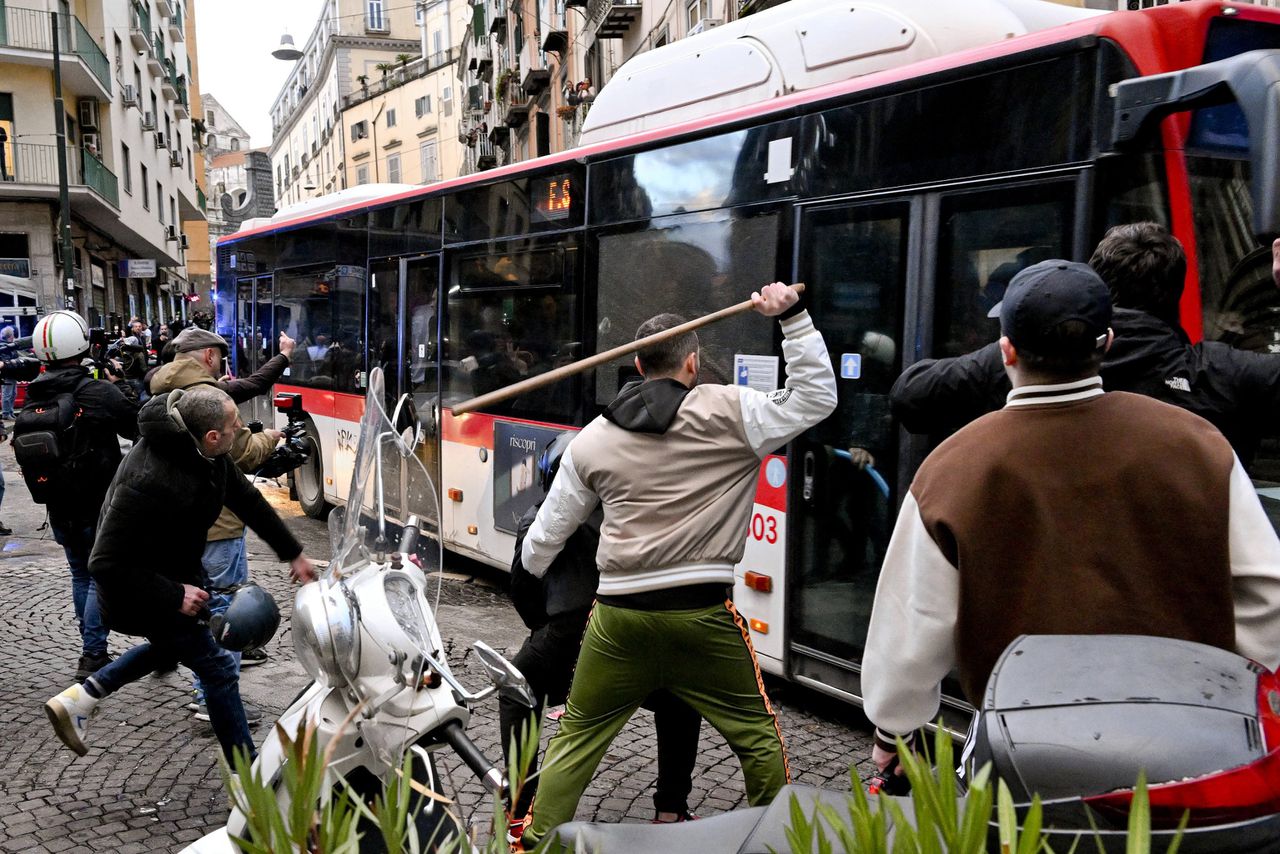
[450,283,805,416]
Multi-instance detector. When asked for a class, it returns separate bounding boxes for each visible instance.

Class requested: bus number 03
[750,513,778,544]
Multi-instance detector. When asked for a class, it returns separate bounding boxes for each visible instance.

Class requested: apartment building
[452,0,729,174]
[269,0,427,208]
[0,0,204,331]
[341,0,472,189]
[179,0,209,301]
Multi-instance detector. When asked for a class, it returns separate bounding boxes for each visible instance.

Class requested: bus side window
[933,183,1075,360]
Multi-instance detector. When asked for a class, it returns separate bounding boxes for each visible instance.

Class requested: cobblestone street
[0,450,874,852]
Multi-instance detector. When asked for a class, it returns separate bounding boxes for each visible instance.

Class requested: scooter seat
[546,784,918,853]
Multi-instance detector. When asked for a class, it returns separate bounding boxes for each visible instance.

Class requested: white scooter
[182,367,533,853]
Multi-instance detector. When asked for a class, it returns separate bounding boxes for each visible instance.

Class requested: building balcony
[147,32,165,75]
[129,3,151,50]
[161,68,180,101]
[0,142,119,209]
[156,0,175,17]
[504,84,531,127]
[597,0,642,38]
[519,42,549,94]
[488,0,507,38]
[0,6,113,98]
[167,7,184,41]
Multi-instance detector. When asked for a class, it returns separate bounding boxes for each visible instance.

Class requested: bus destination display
[533,175,572,221]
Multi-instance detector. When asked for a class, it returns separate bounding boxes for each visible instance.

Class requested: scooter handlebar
[437,719,506,797]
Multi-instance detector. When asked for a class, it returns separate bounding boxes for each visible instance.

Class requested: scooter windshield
[326,367,443,582]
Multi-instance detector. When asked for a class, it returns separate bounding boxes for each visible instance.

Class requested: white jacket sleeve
[862,491,959,737]
[739,310,838,458]
[520,444,600,578]
[1229,455,1280,670]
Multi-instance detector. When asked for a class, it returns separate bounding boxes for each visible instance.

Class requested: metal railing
[0,7,112,94]
[0,142,76,185]
[0,143,119,208]
[341,49,455,110]
[81,149,119,206]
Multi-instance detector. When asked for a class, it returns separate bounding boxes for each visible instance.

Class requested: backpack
[12,377,93,505]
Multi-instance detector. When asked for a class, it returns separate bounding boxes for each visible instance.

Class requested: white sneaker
[45,684,100,756]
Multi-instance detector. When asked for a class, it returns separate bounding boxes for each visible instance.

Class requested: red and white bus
[216,0,1280,721]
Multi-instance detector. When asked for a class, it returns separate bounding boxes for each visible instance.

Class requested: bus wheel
[293,422,330,520]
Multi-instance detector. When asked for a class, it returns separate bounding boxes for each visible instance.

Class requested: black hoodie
[88,390,302,636]
[890,307,1280,465]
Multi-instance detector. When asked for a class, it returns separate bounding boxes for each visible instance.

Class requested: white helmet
[32,311,91,362]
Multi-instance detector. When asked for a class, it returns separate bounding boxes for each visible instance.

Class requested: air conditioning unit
[154,132,166,149]
[121,85,138,107]
[78,99,100,130]
[169,149,183,168]
[165,225,177,241]
[179,233,189,249]
[81,132,100,152]
[687,17,723,36]
[141,111,156,131]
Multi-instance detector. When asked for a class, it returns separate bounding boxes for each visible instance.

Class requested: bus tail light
[447,488,463,502]
[749,619,769,634]
[744,571,772,593]
[467,525,478,535]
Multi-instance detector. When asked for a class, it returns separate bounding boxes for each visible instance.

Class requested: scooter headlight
[293,579,361,687]
[383,574,433,655]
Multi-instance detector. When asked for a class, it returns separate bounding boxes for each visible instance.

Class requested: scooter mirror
[473,640,535,708]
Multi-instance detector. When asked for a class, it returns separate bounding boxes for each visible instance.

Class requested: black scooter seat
[545,784,919,853]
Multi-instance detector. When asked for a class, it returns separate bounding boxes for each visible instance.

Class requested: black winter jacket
[890,307,1280,465]
[24,365,140,525]
[510,501,601,630]
[88,390,303,636]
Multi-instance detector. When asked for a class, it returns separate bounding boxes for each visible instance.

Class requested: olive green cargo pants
[525,600,790,843]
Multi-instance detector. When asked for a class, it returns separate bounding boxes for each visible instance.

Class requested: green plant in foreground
[777,727,1187,854]
[220,710,548,854]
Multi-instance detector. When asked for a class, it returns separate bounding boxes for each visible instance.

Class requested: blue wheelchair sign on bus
[840,353,862,380]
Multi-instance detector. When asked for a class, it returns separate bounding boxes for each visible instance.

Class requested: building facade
[0,0,204,332]
[340,0,472,189]
[201,92,249,159]
[269,0,435,208]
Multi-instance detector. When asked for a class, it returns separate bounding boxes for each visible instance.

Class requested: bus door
[234,274,273,425]
[368,254,440,522]
[785,198,917,703]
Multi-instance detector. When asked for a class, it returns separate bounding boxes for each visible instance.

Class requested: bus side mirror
[1109,48,1280,242]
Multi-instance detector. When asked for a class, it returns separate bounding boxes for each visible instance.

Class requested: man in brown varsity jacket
[862,259,1280,773]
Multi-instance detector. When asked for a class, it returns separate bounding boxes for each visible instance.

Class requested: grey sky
[193,0,326,149]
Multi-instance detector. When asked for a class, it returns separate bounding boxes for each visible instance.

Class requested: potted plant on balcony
[556,104,576,120]
[356,74,369,94]
[496,68,513,102]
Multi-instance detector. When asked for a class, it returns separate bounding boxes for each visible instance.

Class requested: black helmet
[537,432,575,493]
[209,584,280,652]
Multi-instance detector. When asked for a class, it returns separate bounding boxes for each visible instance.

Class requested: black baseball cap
[1000,260,1111,357]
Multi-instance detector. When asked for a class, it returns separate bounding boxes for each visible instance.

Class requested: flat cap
[172,327,229,354]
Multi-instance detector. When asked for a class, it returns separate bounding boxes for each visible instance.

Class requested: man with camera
[149,327,287,719]
[17,311,139,681]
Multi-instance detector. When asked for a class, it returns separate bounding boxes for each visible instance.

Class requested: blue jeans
[192,536,248,704]
[51,521,109,657]
[90,621,254,762]
[1,380,14,419]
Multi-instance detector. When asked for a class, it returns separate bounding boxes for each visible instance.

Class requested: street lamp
[272,32,303,61]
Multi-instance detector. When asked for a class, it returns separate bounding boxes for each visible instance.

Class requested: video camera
[0,335,41,381]
[248,392,313,479]
[87,327,147,379]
